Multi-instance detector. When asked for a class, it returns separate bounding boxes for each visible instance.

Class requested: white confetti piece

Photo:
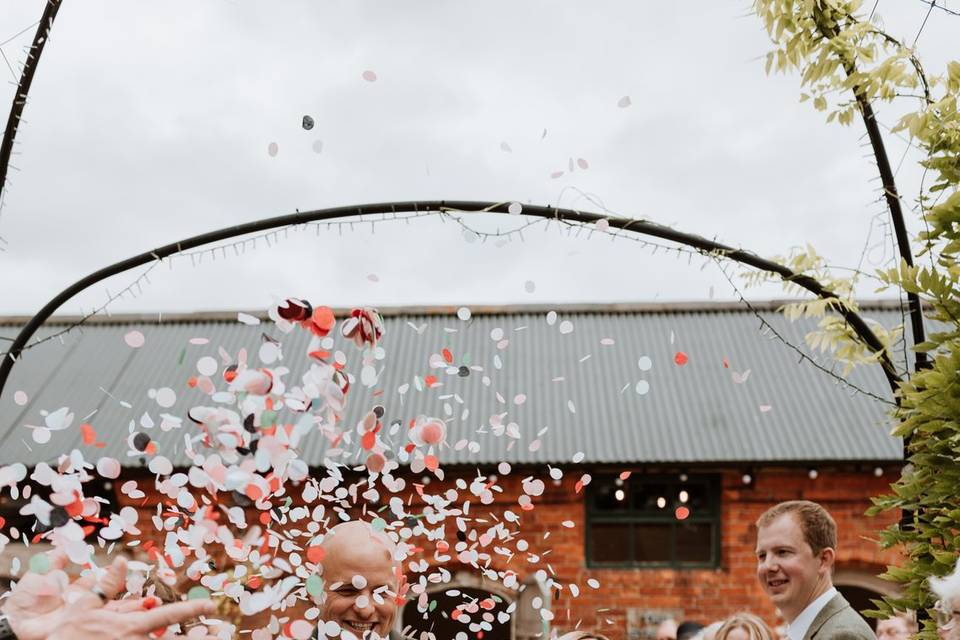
[237,312,260,326]
[124,330,145,348]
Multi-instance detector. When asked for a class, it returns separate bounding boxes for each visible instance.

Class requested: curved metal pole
[0,200,903,399]
[813,7,928,373]
[0,0,63,203]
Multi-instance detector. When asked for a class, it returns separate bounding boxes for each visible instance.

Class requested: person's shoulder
[827,603,875,640]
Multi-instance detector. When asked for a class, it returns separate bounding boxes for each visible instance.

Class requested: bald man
[313,521,405,640]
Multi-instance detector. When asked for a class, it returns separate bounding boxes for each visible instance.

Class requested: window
[586,474,720,568]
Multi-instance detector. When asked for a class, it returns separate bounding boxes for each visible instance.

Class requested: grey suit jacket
[803,593,875,640]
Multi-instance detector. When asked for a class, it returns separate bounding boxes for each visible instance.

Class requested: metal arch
[0,200,903,399]
[0,0,63,203]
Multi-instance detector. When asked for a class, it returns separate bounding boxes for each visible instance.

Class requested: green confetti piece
[28,553,50,575]
[187,586,210,600]
[429,599,438,612]
[371,517,387,532]
[463,353,472,365]
[178,347,186,365]
[306,574,324,597]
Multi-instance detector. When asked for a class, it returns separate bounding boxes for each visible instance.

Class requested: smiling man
[755,501,873,640]
[314,520,406,640]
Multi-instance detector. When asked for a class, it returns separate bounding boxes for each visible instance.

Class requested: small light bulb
[873,467,883,477]
[656,496,666,509]
[615,489,625,501]
[742,473,752,485]
[679,473,689,482]
[679,490,689,503]
[614,477,624,487]
[808,468,819,480]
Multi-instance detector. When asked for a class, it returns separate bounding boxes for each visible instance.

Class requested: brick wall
[112,464,902,640]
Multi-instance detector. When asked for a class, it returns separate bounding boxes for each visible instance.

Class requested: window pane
[592,481,629,512]
[634,523,671,562]
[676,522,713,563]
[678,482,714,514]
[633,482,671,514]
[590,522,631,563]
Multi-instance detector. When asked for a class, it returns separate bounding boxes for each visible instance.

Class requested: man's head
[755,500,837,623]
[656,618,679,640]
[875,614,916,640]
[318,520,402,638]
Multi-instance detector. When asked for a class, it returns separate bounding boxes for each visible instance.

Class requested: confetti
[457,307,471,321]
[13,390,27,406]
[524,280,536,293]
[617,95,632,108]
[124,330,145,348]
[362,70,378,82]
[508,202,523,215]
[500,141,512,152]
[674,351,689,366]
[635,380,650,395]
[302,115,315,130]
[312,139,324,153]
[267,142,279,157]
[559,320,574,334]
[638,356,652,371]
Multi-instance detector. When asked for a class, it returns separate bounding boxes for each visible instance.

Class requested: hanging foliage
[751,1,960,635]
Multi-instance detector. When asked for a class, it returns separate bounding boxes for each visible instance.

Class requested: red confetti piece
[722,357,729,368]
[674,351,689,366]
[675,506,690,520]
[361,430,376,451]
[619,471,631,481]
[442,348,453,363]
[424,375,438,388]
[306,546,326,564]
[424,455,439,472]
[80,423,96,445]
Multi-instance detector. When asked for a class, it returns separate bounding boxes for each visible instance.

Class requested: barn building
[0,302,904,639]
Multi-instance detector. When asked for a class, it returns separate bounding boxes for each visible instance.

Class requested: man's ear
[818,546,836,574]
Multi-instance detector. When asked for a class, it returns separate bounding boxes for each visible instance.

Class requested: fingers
[104,597,149,613]
[98,555,128,599]
[127,599,216,633]
[71,555,128,606]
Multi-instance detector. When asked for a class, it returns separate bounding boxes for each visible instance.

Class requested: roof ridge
[0,299,916,326]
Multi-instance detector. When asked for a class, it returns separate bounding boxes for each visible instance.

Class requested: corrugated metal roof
[0,303,904,467]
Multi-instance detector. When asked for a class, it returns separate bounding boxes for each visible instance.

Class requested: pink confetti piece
[267,142,279,157]
[577,158,589,170]
[550,170,564,179]
[13,390,27,406]
[760,404,773,413]
[362,70,378,82]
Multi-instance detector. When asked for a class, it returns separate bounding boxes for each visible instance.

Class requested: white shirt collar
[787,586,838,640]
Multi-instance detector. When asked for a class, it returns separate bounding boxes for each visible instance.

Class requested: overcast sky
[0,0,957,316]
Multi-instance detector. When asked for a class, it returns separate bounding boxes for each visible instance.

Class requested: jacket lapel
[804,594,848,640]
